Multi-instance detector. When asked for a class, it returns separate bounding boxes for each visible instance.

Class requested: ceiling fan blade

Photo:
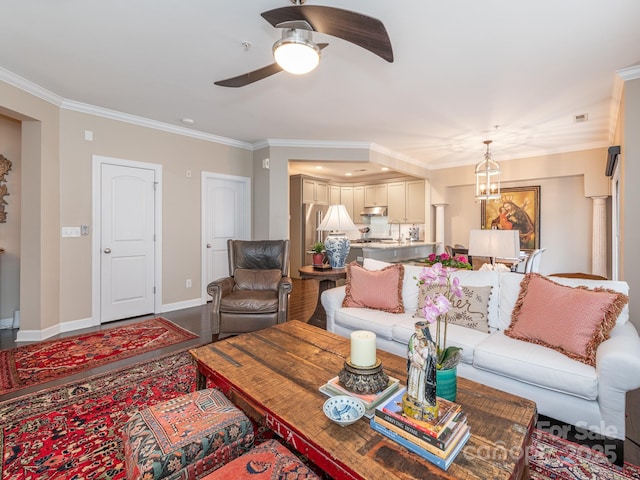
[214,63,283,88]
[261,5,393,63]
[214,43,329,88]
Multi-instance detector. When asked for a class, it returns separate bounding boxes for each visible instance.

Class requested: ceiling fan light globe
[273,29,321,75]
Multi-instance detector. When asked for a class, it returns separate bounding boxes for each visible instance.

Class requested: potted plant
[311,242,325,266]
[413,262,467,401]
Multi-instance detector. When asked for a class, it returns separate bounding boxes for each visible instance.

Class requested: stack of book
[370,387,470,470]
[319,375,400,418]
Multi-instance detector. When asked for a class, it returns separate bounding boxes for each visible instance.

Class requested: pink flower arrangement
[422,252,472,270]
[417,262,464,369]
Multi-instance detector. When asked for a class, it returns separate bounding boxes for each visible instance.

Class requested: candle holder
[338,357,389,395]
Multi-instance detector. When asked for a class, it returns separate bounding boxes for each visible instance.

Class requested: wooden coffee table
[190,321,536,480]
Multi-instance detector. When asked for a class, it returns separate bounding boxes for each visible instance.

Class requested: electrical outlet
[186,279,192,288]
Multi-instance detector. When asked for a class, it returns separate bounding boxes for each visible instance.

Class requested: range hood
[360,206,387,217]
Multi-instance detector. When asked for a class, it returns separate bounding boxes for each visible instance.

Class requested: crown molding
[0,67,253,150]
[0,67,64,106]
[253,139,429,170]
[61,99,253,150]
[617,64,640,81]
[369,142,427,169]
[254,139,372,150]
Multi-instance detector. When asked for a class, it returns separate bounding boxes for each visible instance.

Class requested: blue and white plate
[323,395,365,426]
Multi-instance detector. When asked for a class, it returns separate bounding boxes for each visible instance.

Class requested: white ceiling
[2,0,639,174]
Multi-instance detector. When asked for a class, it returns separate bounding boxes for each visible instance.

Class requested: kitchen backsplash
[347,216,425,241]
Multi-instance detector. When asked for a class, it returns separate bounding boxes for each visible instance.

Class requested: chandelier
[475,140,501,201]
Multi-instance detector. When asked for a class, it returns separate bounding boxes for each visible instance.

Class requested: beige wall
[621,77,640,329]
[1,79,254,336]
[443,175,592,275]
[1,71,637,334]
[0,114,21,322]
[58,109,253,322]
[0,81,61,333]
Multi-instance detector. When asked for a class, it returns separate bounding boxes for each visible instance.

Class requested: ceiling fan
[214,0,394,88]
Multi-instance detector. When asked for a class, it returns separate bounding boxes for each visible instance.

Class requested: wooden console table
[190,321,536,480]
[297,265,346,329]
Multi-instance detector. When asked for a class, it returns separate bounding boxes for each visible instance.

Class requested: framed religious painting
[481,186,540,251]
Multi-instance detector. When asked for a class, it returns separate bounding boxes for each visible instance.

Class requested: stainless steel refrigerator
[290,202,328,277]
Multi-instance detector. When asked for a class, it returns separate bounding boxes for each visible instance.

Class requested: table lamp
[468,229,520,267]
[317,204,358,268]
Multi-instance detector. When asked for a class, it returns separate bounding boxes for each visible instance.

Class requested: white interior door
[202,173,251,299]
[100,163,156,322]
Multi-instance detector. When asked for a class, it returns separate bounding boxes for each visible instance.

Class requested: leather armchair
[207,239,292,340]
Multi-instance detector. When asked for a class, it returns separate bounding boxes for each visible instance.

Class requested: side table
[298,265,347,330]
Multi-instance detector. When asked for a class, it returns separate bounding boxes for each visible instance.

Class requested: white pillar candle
[350,330,377,367]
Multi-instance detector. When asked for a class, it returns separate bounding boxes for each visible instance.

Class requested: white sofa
[321,258,640,445]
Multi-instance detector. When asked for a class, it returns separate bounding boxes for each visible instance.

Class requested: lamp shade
[317,205,357,268]
[468,229,520,260]
[273,29,321,75]
[317,204,358,233]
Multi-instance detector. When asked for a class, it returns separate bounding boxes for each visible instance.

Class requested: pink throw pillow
[505,274,628,366]
[342,262,404,313]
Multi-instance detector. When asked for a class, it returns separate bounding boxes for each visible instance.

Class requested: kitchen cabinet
[364,184,388,207]
[387,182,406,221]
[340,186,354,218]
[405,180,425,223]
[353,186,365,219]
[330,185,341,205]
[302,178,329,204]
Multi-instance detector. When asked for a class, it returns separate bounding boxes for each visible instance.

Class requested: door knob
[206,244,212,248]
[104,248,111,254]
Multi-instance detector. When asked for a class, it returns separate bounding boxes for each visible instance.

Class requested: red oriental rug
[529,428,640,479]
[1,350,197,479]
[0,317,197,395]
[2,351,640,480]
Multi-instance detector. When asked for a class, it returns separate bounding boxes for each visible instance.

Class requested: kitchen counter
[346,241,437,264]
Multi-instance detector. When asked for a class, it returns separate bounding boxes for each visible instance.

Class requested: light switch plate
[62,227,81,237]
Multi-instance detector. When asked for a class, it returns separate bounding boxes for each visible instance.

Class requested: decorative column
[433,204,447,254]
[591,196,608,278]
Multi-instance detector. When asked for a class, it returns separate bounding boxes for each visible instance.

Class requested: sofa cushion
[498,273,631,331]
[234,268,282,291]
[220,290,279,313]
[498,272,525,330]
[448,270,501,331]
[343,262,404,313]
[505,274,628,366]
[335,308,414,341]
[473,331,598,400]
[362,258,423,312]
[546,276,630,325]
[392,319,489,365]
[414,283,492,333]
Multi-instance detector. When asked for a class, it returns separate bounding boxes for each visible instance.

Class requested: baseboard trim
[15,316,96,342]
[162,298,204,313]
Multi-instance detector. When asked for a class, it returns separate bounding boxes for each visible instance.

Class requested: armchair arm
[596,322,640,439]
[207,277,235,334]
[277,276,293,324]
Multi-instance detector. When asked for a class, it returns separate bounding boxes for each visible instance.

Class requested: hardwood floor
[1,276,639,466]
[0,278,319,403]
